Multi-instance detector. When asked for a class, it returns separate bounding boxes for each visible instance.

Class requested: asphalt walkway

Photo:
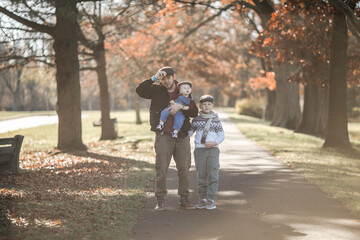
[0,114,89,134]
[132,112,360,240]
[0,115,58,133]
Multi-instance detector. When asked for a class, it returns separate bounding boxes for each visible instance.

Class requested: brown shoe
[155,201,166,211]
[179,198,195,210]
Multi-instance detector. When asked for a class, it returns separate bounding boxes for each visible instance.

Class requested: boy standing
[189,95,225,210]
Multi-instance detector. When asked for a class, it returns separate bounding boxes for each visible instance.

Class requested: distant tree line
[0,0,359,151]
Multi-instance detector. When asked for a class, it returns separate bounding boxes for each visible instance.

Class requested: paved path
[132,113,360,240]
[0,115,58,133]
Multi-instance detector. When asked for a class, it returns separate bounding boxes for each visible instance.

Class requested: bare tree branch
[0,54,55,69]
[80,66,97,71]
[0,6,54,36]
[174,0,219,9]
[0,61,27,72]
[180,2,238,41]
[79,50,95,57]
[77,24,98,50]
[23,1,51,25]
[0,26,39,33]
[245,13,261,33]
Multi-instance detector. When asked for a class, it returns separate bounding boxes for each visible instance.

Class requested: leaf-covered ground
[0,139,155,240]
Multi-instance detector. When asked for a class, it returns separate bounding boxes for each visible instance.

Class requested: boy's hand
[205,142,217,148]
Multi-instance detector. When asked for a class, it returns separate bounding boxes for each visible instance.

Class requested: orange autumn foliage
[249,71,276,91]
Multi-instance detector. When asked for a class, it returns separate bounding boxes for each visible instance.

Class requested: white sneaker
[206,199,216,210]
[196,199,207,209]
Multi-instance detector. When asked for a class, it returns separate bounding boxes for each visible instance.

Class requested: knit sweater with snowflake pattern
[188,111,225,148]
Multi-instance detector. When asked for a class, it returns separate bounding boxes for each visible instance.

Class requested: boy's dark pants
[154,133,191,201]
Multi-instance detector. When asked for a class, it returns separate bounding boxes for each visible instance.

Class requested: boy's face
[179,84,191,96]
[200,101,213,114]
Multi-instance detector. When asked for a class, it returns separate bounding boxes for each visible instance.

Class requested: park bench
[93,118,117,127]
[93,118,118,134]
[0,135,24,174]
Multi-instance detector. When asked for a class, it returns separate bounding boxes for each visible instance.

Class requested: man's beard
[164,81,175,89]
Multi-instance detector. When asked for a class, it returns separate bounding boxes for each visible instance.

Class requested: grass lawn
[349,121,360,143]
[221,108,360,216]
[0,110,155,239]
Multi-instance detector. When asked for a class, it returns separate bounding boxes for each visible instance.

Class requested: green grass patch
[349,122,360,143]
[0,110,153,151]
[0,110,155,239]
[222,108,360,216]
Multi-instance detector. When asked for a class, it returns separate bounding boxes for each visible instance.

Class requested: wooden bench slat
[0,154,13,163]
[0,138,16,145]
[0,146,16,154]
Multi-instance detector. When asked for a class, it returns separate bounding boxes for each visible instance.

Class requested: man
[135,66,198,210]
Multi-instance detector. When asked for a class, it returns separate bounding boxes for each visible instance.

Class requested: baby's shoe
[171,131,178,139]
[156,124,164,132]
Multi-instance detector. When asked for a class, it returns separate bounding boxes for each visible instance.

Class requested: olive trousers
[154,133,191,201]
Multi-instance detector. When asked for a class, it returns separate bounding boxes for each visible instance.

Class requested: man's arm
[183,100,198,118]
[169,100,198,116]
[136,69,167,99]
[135,79,154,99]
[188,119,195,137]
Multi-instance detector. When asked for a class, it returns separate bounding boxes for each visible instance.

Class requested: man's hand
[169,102,183,115]
[205,142,217,148]
[154,70,167,81]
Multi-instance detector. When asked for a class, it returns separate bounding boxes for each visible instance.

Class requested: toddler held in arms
[156,81,192,139]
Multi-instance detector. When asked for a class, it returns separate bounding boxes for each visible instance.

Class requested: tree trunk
[54,1,86,151]
[296,83,328,137]
[296,3,329,138]
[94,42,117,140]
[259,56,276,122]
[271,64,301,129]
[227,97,237,107]
[134,94,142,125]
[323,9,351,149]
[0,81,4,110]
[4,68,21,111]
[264,89,276,121]
[11,93,19,111]
[239,1,275,120]
[314,86,329,137]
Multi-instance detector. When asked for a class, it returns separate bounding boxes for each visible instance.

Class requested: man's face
[160,75,175,89]
[200,101,213,114]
